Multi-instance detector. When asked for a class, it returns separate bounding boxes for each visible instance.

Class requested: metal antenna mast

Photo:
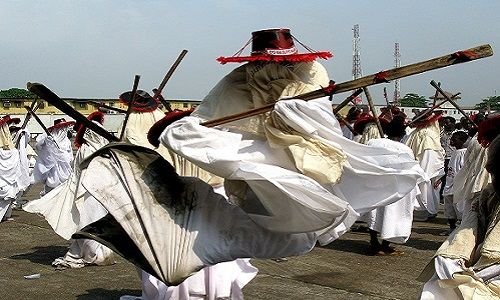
[352,24,362,104]
[394,42,401,105]
[352,24,362,80]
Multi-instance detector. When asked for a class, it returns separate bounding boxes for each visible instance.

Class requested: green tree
[475,95,500,111]
[399,93,428,107]
[0,88,36,98]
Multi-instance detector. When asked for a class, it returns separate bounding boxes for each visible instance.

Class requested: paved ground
[0,184,448,300]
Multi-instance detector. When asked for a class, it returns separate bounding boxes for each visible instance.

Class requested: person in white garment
[436,131,468,236]
[10,125,34,204]
[419,132,500,299]
[0,115,24,222]
[24,111,115,269]
[340,106,362,140]
[405,111,445,221]
[356,109,424,255]
[451,113,490,216]
[159,28,425,248]
[122,107,257,299]
[33,118,75,195]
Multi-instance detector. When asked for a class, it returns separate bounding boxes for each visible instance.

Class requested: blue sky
[0,1,498,106]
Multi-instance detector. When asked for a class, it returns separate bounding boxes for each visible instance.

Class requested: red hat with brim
[48,118,76,132]
[216,28,333,64]
[353,113,388,135]
[0,115,21,127]
[410,110,443,128]
[74,111,105,148]
[119,90,159,113]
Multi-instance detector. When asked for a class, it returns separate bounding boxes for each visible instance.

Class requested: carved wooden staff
[27,83,119,142]
[119,75,141,141]
[153,49,188,112]
[430,80,478,128]
[201,44,493,128]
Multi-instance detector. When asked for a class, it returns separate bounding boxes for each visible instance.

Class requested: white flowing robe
[406,121,445,215]
[161,98,426,245]
[364,138,423,243]
[13,129,33,191]
[0,123,22,220]
[24,123,114,267]
[119,109,255,298]
[33,127,74,189]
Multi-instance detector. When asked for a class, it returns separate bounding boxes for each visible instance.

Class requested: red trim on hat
[0,115,21,126]
[74,111,105,148]
[48,120,76,132]
[216,52,333,65]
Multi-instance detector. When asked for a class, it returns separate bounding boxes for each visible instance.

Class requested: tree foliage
[399,93,429,107]
[0,88,36,99]
[475,95,500,111]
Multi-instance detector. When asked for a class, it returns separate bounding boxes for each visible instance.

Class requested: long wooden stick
[406,92,461,127]
[89,101,127,113]
[15,98,40,148]
[332,89,364,114]
[430,80,478,128]
[201,44,493,128]
[27,83,119,142]
[120,75,141,141]
[363,87,384,136]
[154,50,188,112]
[24,105,60,149]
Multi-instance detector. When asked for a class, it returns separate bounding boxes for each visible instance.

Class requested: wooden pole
[154,50,188,112]
[200,44,493,128]
[27,83,119,142]
[363,87,384,136]
[24,105,60,149]
[430,80,478,128]
[120,75,141,141]
[406,92,461,127]
[89,101,127,113]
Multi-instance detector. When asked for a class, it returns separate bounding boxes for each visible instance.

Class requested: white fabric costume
[420,185,500,299]
[453,136,491,214]
[119,106,253,299]
[361,138,423,244]
[406,120,445,215]
[33,126,74,193]
[13,128,34,191]
[0,121,22,221]
[24,122,115,268]
[162,61,425,246]
[78,144,316,285]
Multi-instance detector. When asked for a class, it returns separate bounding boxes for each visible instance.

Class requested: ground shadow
[77,288,141,300]
[10,245,67,265]
[404,237,443,251]
[317,238,370,255]
[412,227,450,236]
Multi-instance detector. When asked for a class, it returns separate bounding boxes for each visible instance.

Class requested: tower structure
[352,24,362,80]
[352,24,362,104]
[394,42,401,105]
